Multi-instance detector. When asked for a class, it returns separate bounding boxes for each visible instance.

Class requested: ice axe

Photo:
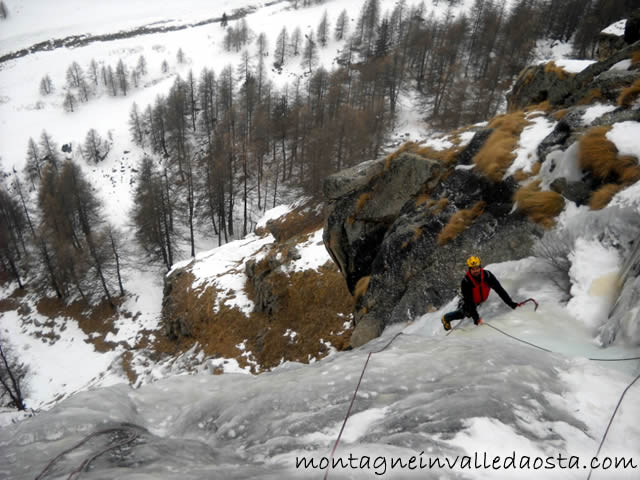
[517,298,539,311]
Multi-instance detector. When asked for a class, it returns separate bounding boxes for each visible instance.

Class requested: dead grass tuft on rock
[354,275,371,302]
[513,180,565,228]
[579,127,640,189]
[544,61,572,80]
[473,111,530,182]
[617,78,640,107]
[437,201,486,246]
[589,184,624,210]
[513,162,542,183]
[578,88,603,105]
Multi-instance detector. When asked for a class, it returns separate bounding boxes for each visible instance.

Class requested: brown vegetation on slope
[437,201,487,246]
[513,180,565,228]
[617,78,640,107]
[473,111,530,182]
[578,126,640,209]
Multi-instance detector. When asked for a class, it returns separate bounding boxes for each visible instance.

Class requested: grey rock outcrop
[508,39,640,111]
[324,144,538,348]
[323,152,442,293]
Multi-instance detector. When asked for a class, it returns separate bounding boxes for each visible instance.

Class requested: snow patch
[606,121,640,158]
[601,19,626,37]
[506,115,556,177]
[554,59,595,73]
[581,103,618,125]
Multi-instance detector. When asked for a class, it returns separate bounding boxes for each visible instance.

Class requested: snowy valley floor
[1,258,639,479]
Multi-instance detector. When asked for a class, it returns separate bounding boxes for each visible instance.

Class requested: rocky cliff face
[508,39,640,112]
[323,145,538,347]
[325,30,640,348]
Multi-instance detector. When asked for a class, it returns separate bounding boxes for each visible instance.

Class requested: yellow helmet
[466,256,482,268]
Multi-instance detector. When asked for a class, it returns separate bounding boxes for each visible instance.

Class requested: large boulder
[324,142,539,348]
[596,21,627,61]
[508,39,640,111]
[323,152,442,293]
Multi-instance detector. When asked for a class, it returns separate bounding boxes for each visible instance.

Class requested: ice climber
[441,255,519,331]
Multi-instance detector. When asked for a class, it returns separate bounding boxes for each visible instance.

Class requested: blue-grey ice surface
[1,314,639,479]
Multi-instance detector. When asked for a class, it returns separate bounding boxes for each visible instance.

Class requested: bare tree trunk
[39,240,62,299]
[0,343,27,411]
[243,146,248,237]
[2,254,23,289]
[109,229,125,296]
[272,142,279,208]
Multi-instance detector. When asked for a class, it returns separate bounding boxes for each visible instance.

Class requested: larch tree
[317,10,330,47]
[116,59,129,96]
[334,9,349,41]
[290,27,302,56]
[83,129,110,163]
[0,336,28,411]
[129,102,146,147]
[39,75,54,95]
[274,27,289,67]
[301,31,319,73]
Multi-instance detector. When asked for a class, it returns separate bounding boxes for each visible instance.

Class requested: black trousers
[444,308,479,325]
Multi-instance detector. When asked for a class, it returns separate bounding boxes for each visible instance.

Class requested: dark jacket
[460,269,517,321]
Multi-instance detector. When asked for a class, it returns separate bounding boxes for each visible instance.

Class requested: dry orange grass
[415,192,430,206]
[159,254,355,372]
[429,197,449,214]
[513,180,565,228]
[525,101,553,113]
[385,141,460,169]
[258,202,325,242]
[544,61,572,80]
[437,201,486,246]
[579,126,618,178]
[384,141,416,169]
[589,184,624,210]
[120,351,138,384]
[578,128,640,209]
[356,192,372,213]
[617,155,640,183]
[513,162,542,182]
[354,275,371,302]
[415,195,448,212]
[617,78,640,107]
[552,109,569,121]
[473,111,530,182]
[412,144,460,165]
[578,89,603,105]
[36,296,122,352]
[578,128,640,183]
